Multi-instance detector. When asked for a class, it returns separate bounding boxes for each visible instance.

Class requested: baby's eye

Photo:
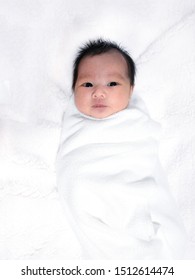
[107,82,118,87]
[82,82,93,87]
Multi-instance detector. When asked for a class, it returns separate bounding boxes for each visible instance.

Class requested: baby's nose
[92,86,106,99]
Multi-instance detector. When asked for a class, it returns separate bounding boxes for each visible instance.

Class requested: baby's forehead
[82,49,123,62]
[76,51,129,82]
[78,50,128,70]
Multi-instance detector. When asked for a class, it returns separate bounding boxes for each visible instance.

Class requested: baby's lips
[92,104,107,108]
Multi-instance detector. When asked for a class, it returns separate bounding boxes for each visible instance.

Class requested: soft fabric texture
[1,0,194,259]
[56,94,187,259]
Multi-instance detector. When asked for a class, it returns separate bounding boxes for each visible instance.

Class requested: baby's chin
[78,107,125,120]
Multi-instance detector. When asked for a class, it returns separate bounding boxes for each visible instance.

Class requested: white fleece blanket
[1,0,194,260]
[56,95,187,259]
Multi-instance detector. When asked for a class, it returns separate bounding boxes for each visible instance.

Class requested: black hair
[72,38,136,90]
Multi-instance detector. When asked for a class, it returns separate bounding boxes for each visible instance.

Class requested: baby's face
[74,50,133,119]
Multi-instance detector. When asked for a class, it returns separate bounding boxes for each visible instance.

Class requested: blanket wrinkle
[136,9,195,64]
[0,0,194,260]
[56,94,187,259]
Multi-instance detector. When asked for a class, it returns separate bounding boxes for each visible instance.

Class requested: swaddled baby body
[56,39,187,259]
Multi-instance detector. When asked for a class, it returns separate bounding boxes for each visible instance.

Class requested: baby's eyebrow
[106,73,128,80]
[77,72,128,81]
[78,72,92,79]
[77,74,92,81]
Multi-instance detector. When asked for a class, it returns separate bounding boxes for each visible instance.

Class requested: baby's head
[72,39,136,119]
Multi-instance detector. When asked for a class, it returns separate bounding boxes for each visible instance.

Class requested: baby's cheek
[75,98,91,115]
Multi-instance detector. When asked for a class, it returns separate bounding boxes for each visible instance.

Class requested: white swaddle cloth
[56,94,187,259]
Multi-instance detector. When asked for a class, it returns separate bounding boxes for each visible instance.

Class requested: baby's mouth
[92,104,107,108]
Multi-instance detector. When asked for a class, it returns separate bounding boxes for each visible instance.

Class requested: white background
[0,0,195,259]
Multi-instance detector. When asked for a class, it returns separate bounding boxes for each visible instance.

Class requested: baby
[56,39,187,259]
[73,39,135,119]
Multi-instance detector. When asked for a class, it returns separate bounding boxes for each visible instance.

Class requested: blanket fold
[56,94,187,259]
